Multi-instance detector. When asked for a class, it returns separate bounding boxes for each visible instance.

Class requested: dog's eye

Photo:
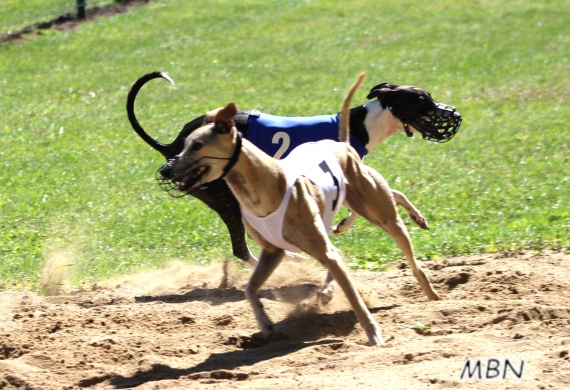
[192,142,203,151]
[419,96,425,101]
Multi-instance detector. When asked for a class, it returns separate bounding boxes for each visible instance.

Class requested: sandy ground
[1,251,570,389]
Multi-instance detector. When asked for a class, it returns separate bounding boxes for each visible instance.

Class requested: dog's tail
[127,72,175,158]
[340,72,366,143]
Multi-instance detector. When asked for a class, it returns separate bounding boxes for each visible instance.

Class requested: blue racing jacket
[246,112,368,160]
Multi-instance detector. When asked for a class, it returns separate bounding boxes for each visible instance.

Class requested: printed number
[318,161,340,211]
[272,132,291,159]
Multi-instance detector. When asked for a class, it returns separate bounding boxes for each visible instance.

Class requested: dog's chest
[246,112,368,160]
[241,142,346,253]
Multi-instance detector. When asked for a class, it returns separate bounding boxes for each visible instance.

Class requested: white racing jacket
[241,141,346,253]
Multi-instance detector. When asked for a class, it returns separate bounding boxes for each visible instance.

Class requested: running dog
[157,73,440,346]
[127,72,462,265]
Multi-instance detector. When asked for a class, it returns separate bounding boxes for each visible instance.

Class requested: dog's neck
[363,100,408,150]
[224,138,286,217]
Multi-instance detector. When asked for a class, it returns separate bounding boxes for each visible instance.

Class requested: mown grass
[1,0,569,289]
[0,0,114,32]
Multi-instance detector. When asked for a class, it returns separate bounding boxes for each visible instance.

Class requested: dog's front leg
[245,248,285,337]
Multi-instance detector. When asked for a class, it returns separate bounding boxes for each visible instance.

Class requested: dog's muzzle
[156,157,210,197]
[156,131,243,197]
[391,103,462,143]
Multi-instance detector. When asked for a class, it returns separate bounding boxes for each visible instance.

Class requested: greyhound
[127,72,462,265]
[157,73,440,346]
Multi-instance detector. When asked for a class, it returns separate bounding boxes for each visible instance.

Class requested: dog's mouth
[176,165,210,190]
[156,159,210,197]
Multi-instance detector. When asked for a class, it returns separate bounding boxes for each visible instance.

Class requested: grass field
[0,0,114,32]
[1,0,569,290]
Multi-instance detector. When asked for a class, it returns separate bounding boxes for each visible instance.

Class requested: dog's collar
[403,122,414,137]
[218,131,243,180]
[388,106,415,138]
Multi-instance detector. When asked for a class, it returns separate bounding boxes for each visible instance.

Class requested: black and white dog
[127,72,462,265]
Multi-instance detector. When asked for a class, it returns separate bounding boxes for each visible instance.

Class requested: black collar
[217,131,242,180]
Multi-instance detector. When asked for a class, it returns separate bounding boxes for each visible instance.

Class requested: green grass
[0,0,114,32]
[1,0,569,289]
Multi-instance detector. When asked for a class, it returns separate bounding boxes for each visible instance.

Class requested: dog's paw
[365,323,385,346]
[258,321,275,336]
[427,290,441,301]
[332,219,349,235]
[317,287,334,306]
[410,214,429,230]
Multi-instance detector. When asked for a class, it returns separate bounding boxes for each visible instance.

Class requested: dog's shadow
[134,284,397,342]
[134,283,321,306]
[108,338,328,388]
[126,284,397,388]
[108,303,397,388]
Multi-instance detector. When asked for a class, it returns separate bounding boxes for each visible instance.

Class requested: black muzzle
[156,157,202,198]
[390,103,462,143]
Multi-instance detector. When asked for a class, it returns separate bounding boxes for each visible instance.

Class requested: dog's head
[156,103,240,195]
[367,83,462,142]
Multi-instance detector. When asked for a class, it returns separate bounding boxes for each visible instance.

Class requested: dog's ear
[214,102,238,134]
[205,108,223,124]
[367,82,399,100]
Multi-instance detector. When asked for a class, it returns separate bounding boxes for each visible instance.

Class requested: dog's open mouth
[156,161,210,196]
[175,165,209,191]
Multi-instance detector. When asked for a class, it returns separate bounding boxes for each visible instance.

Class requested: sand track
[1,252,570,389]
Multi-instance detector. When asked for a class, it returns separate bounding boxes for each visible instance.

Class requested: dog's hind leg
[332,209,359,235]
[245,248,286,336]
[345,165,440,301]
[379,211,440,301]
[391,189,429,230]
[333,189,428,235]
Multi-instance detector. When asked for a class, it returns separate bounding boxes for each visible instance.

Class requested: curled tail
[340,72,366,143]
[127,72,175,157]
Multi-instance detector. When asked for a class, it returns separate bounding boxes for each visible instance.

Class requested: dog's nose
[159,163,173,179]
